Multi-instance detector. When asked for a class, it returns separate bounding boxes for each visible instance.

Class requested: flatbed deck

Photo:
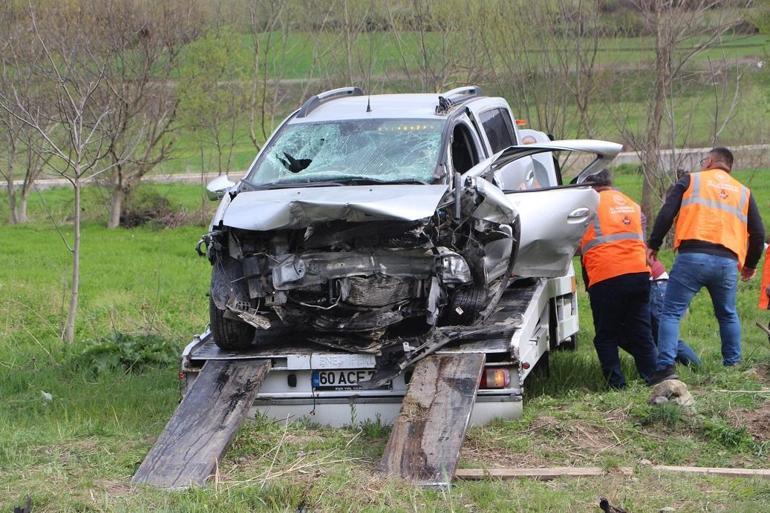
[180,276,574,427]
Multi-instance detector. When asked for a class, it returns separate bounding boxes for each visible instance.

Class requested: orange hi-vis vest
[580,189,648,287]
[759,246,770,310]
[674,168,749,265]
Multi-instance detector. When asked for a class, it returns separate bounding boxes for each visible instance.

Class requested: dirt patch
[461,415,625,468]
[756,364,770,385]
[460,434,548,468]
[732,401,770,442]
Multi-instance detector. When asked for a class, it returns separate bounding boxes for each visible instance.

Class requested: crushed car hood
[222,184,449,230]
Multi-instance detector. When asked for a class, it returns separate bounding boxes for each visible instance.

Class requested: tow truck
[133,87,622,489]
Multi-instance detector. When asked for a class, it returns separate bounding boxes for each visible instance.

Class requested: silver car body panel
[220,184,449,230]
[508,186,599,277]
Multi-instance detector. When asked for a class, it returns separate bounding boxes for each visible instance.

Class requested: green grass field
[147,30,770,175]
[1,171,770,511]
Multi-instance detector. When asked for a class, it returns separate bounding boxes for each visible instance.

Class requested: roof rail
[296,86,364,118]
[435,85,482,115]
[442,85,482,101]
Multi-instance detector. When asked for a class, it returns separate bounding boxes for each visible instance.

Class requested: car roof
[288,93,456,123]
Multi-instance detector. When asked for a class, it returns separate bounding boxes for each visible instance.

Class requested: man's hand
[741,266,756,281]
[646,248,658,266]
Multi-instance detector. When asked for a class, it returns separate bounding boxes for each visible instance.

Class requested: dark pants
[588,272,658,388]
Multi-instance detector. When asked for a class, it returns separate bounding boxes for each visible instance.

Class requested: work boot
[648,365,678,386]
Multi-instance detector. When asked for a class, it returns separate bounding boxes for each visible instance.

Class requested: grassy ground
[1,172,770,511]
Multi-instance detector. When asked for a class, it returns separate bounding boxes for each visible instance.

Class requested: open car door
[463,140,623,278]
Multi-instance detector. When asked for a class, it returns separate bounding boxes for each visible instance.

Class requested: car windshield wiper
[333,177,429,185]
[242,180,347,191]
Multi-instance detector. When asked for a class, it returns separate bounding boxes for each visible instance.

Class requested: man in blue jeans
[646,148,764,383]
[649,257,701,367]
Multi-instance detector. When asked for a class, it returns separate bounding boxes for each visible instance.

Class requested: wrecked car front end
[202,180,519,357]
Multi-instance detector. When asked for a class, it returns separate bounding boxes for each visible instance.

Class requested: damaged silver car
[199,87,621,367]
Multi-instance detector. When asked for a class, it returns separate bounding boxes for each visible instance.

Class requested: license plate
[311,369,383,390]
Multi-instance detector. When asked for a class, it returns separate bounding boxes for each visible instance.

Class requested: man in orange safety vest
[647,147,765,384]
[580,170,657,388]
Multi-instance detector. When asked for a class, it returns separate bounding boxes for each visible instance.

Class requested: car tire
[210,296,255,351]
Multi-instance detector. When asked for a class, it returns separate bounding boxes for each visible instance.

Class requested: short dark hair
[709,147,734,169]
[583,169,612,187]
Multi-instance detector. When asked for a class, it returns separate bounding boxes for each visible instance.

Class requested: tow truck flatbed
[180,274,577,427]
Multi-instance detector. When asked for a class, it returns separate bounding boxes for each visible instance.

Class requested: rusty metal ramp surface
[380,353,485,486]
[132,359,270,489]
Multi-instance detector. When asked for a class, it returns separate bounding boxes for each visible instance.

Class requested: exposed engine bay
[200,181,520,383]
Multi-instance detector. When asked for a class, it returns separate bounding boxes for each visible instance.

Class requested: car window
[245,118,444,186]
[450,123,480,174]
[479,108,516,153]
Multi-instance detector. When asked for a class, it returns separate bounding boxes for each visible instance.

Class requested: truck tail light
[480,368,510,389]
[515,119,528,126]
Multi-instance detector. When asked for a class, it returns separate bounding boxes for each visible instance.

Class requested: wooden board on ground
[132,359,270,489]
[380,353,485,486]
[455,467,632,480]
[455,465,770,481]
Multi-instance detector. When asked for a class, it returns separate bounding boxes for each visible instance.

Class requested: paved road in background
[13,144,770,190]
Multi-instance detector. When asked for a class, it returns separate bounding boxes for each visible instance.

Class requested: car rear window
[479,109,516,154]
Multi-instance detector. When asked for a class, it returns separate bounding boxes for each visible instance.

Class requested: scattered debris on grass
[649,379,694,408]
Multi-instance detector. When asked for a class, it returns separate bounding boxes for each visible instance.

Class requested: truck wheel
[210,297,255,350]
[560,334,578,351]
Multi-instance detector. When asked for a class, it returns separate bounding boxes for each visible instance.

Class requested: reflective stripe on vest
[681,171,749,224]
[759,246,770,310]
[674,169,750,264]
[581,207,644,254]
[580,189,648,286]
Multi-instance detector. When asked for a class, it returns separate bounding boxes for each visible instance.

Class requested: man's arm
[647,175,690,251]
[743,193,765,274]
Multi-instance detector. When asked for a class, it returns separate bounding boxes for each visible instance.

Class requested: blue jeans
[650,280,701,367]
[657,252,741,369]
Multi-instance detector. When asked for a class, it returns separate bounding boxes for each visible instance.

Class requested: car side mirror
[206,175,236,200]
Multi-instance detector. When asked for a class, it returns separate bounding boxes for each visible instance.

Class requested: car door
[465,101,537,192]
[462,140,623,278]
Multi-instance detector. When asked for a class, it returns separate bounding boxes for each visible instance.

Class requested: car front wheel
[209,296,255,350]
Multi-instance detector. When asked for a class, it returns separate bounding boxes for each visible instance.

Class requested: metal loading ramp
[132,359,271,489]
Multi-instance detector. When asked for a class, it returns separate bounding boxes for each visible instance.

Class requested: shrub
[120,190,189,228]
[69,332,177,375]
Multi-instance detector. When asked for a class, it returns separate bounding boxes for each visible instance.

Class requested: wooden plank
[455,465,770,481]
[651,465,770,479]
[380,353,485,486]
[132,359,270,489]
[455,467,632,480]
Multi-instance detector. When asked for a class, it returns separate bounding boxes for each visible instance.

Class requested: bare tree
[385,0,466,92]
[0,5,138,342]
[0,3,49,224]
[246,0,289,150]
[96,0,199,228]
[628,0,744,220]
[178,31,248,176]
[481,1,584,138]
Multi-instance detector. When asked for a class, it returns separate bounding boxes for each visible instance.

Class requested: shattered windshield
[245,118,445,186]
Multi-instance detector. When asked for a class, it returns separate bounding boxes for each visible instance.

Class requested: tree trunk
[16,185,29,224]
[6,180,18,224]
[641,2,669,224]
[63,180,81,343]
[108,186,125,229]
